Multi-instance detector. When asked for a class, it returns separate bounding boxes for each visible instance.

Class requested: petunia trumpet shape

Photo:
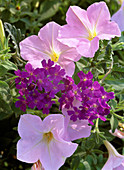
[20,22,81,76]
[109,129,124,139]
[17,114,78,170]
[58,2,121,58]
[111,1,124,32]
[102,140,124,170]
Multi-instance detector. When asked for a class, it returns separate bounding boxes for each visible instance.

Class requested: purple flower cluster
[59,71,114,124]
[15,59,65,113]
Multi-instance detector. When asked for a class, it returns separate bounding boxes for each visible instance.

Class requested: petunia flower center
[50,51,59,62]
[88,29,97,41]
[43,131,53,143]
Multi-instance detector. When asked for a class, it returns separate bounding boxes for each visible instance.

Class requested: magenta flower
[111,1,124,32]
[109,129,124,139]
[102,140,124,170]
[20,22,81,76]
[58,2,121,58]
[17,114,78,170]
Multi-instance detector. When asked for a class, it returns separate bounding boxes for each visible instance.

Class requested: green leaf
[0,81,13,120]
[0,60,17,70]
[4,22,24,55]
[105,79,124,91]
[110,114,118,133]
[108,99,117,111]
[112,42,124,51]
[0,64,7,76]
[71,156,80,170]
[96,66,104,74]
[76,61,85,71]
[81,160,91,170]
[38,0,61,21]
[111,63,124,79]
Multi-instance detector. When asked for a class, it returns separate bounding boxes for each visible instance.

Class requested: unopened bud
[0,19,5,49]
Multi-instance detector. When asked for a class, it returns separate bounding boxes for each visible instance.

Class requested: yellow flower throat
[50,51,59,62]
[88,29,97,41]
[43,132,53,144]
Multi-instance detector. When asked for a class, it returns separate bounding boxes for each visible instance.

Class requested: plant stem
[100,57,113,83]
[5,76,18,82]
[112,112,124,121]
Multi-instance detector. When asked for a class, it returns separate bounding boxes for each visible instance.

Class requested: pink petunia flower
[102,140,124,170]
[58,2,121,58]
[20,22,81,76]
[111,1,124,32]
[109,129,124,139]
[17,114,78,170]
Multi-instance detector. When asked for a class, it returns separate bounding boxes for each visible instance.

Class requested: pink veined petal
[19,35,49,61]
[77,37,99,58]
[59,60,75,77]
[17,137,42,163]
[38,21,61,52]
[87,2,110,28]
[60,47,81,62]
[97,21,121,40]
[62,108,91,141]
[102,156,114,170]
[102,155,124,170]
[27,60,44,69]
[45,134,78,170]
[42,114,64,135]
[111,3,124,32]
[18,114,43,139]
[102,140,124,170]
[58,25,84,47]
[114,161,124,170]
[66,119,91,141]
[66,6,91,32]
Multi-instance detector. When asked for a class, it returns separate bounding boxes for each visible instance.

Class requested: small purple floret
[59,71,114,124]
[15,59,66,114]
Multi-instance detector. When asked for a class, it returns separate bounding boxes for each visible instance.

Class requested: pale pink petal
[97,21,121,40]
[27,60,43,69]
[18,114,43,139]
[77,37,99,58]
[42,114,64,136]
[111,2,124,32]
[62,108,91,141]
[66,6,91,32]
[38,21,60,51]
[59,61,75,77]
[66,119,91,141]
[58,25,84,47]
[114,161,124,170]
[45,138,78,170]
[17,114,78,170]
[109,129,124,139]
[60,47,81,62]
[17,137,42,163]
[102,140,124,170]
[20,35,49,61]
[87,2,110,28]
